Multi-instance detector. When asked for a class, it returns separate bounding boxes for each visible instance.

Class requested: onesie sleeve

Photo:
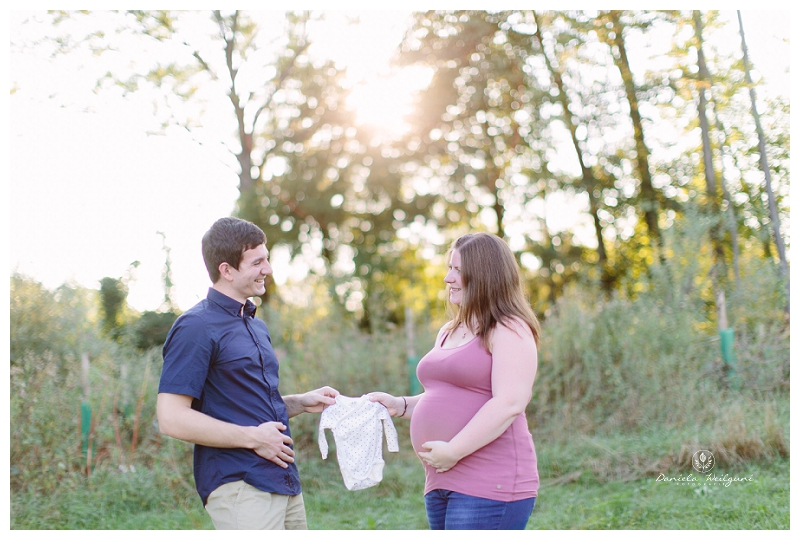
[378,405,399,452]
[318,405,336,459]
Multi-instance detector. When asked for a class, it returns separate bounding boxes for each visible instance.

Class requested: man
[157,216,338,530]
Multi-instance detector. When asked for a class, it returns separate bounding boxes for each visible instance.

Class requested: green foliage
[129,310,179,352]
[531,208,789,438]
[99,276,128,341]
[11,274,99,363]
[10,274,164,496]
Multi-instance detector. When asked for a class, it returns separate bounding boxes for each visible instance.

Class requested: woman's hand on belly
[418,440,461,473]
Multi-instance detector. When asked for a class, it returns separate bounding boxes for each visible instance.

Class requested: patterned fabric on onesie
[318,395,399,490]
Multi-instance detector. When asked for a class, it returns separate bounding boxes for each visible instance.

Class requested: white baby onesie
[318,395,399,490]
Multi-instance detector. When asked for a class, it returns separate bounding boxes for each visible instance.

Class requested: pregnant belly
[410,390,487,452]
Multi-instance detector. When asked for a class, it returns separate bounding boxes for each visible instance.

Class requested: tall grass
[10,275,181,524]
[528,213,790,479]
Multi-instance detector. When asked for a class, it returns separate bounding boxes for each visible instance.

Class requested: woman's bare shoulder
[495,317,535,340]
[435,321,453,340]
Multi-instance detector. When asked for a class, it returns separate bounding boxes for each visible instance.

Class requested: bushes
[532,284,717,433]
[9,273,433,505]
[528,202,790,438]
[10,274,201,529]
[10,275,168,496]
[129,310,179,352]
[11,276,100,492]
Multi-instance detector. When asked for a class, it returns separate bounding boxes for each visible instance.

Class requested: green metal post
[81,400,92,458]
[405,307,422,395]
[407,356,422,395]
[719,328,739,390]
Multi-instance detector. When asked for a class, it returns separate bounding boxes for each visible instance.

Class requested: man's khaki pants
[205,480,308,530]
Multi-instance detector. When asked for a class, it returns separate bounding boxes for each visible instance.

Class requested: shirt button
[497,484,502,489]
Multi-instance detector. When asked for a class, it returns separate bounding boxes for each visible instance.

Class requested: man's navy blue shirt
[159,287,300,505]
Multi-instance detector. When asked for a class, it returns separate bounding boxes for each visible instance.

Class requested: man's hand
[299,386,339,413]
[249,421,295,468]
[284,386,339,417]
[157,393,297,468]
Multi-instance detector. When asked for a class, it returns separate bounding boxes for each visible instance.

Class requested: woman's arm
[418,319,538,472]
[367,392,423,418]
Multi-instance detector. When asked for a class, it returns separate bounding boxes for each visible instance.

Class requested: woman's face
[445,248,464,305]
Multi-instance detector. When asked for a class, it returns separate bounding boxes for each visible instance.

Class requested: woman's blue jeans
[424,489,536,530]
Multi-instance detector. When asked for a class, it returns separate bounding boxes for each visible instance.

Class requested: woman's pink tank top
[410,334,539,501]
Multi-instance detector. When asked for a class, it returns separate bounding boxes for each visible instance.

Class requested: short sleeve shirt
[159,287,300,505]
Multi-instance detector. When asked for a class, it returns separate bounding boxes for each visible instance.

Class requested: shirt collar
[207,287,257,318]
[243,299,257,318]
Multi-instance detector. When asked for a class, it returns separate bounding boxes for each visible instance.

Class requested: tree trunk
[214,11,256,195]
[737,10,789,316]
[533,11,613,293]
[491,171,506,239]
[713,115,741,289]
[607,11,662,250]
[693,10,729,332]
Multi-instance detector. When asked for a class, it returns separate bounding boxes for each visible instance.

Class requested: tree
[156,231,177,312]
[398,10,546,239]
[116,11,362,273]
[531,10,615,292]
[130,233,180,351]
[35,9,789,320]
[736,10,789,315]
[693,10,730,330]
[99,277,128,341]
[653,9,789,287]
[46,10,435,328]
[599,10,666,254]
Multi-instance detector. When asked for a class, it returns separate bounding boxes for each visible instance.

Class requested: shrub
[529,212,790,442]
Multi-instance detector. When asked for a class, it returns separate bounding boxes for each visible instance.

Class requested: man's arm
[283,386,339,418]
[156,393,296,468]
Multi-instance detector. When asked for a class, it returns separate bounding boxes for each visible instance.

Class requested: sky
[5,9,794,313]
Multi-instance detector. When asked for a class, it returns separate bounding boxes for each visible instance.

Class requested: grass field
[301,448,790,530]
[11,436,789,530]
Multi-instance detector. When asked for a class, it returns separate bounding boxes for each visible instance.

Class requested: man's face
[229,244,273,300]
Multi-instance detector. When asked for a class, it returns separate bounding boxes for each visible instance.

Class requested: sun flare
[347,65,433,137]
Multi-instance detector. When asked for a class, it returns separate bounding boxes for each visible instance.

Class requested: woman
[369,232,540,530]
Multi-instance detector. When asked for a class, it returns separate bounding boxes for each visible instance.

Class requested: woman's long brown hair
[444,233,540,351]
